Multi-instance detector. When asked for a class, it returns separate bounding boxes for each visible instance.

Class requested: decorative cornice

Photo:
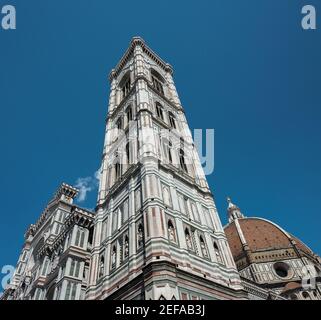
[109,37,172,83]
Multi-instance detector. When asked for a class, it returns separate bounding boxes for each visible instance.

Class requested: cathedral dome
[223,198,321,300]
[224,217,314,261]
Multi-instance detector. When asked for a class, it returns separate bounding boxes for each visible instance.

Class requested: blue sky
[0,0,320,272]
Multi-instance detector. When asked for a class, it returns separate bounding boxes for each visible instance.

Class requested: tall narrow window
[124,235,129,259]
[22,251,27,261]
[152,70,164,95]
[75,261,81,278]
[183,196,190,218]
[99,255,105,278]
[168,112,176,129]
[70,260,76,276]
[155,102,164,121]
[71,283,77,300]
[115,162,121,180]
[168,141,173,163]
[65,282,72,300]
[179,149,188,172]
[79,230,85,248]
[126,106,133,123]
[41,258,49,276]
[200,236,208,258]
[214,241,223,264]
[116,117,122,130]
[75,228,85,247]
[121,77,131,99]
[126,143,130,166]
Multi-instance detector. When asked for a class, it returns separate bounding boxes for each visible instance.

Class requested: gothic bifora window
[121,77,131,99]
[214,241,223,264]
[152,75,164,95]
[199,236,208,258]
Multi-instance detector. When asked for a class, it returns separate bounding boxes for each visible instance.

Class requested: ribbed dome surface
[224,217,313,259]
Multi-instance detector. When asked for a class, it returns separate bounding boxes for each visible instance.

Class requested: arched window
[120,74,131,100]
[214,241,223,264]
[151,69,164,95]
[115,162,121,180]
[302,291,310,299]
[179,149,188,173]
[155,102,164,120]
[116,117,122,130]
[168,220,176,242]
[290,293,298,300]
[126,106,133,123]
[168,112,176,129]
[199,236,208,258]
[125,142,130,166]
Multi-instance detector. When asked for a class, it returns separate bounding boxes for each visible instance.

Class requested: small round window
[273,262,292,278]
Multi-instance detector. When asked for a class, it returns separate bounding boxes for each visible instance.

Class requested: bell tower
[86,37,246,300]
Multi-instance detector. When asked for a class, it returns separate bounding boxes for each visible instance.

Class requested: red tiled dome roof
[224,217,313,260]
[282,282,302,293]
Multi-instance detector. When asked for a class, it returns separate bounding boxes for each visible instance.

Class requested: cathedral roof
[225,216,314,263]
[224,198,316,264]
[281,282,302,293]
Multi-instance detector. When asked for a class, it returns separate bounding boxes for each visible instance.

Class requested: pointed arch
[199,235,208,258]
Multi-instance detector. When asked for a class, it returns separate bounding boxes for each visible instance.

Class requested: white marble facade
[2,37,320,301]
